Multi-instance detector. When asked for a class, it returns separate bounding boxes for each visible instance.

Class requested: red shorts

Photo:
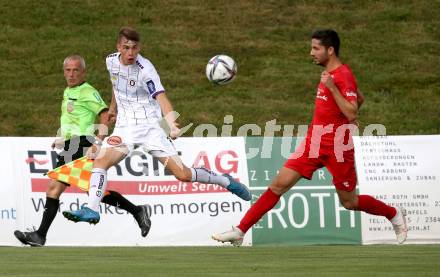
[284,137,357,192]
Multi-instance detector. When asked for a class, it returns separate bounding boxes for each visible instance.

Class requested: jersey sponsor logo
[146,80,156,94]
[345,91,357,97]
[136,60,144,69]
[316,88,328,101]
[129,79,136,87]
[107,136,122,146]
[67,100,75,113]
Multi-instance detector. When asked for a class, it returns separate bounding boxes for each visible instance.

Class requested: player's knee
[46,180,66,198]
[93,158,111,170]
[174,169,192,182]
[269,181,289,195]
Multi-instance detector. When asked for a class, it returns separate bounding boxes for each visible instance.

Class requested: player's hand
[86,138,103,159]
[86,144,101,159]
[169,122,181,140]
[51,138,64,149]
[321,71,336,90]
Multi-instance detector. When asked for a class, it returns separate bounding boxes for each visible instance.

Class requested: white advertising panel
[1,137,251,246]
[0,138,21,246]
[354,135,440,244]
[3,135,440,246]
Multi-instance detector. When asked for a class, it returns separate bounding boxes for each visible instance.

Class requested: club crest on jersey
[67,100,74,113]
[346,91,357,97]
[129,79,136,87]
[146,80,156,94]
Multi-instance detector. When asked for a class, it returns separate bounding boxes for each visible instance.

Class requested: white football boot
[212,226,244,247]
[391,207,408,244]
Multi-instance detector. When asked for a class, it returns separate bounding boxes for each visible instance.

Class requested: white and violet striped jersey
[106,53,165,125]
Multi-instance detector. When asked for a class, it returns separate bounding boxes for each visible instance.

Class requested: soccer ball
[206,55,237,85]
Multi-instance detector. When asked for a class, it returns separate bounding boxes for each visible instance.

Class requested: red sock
[357,195,396,220]
[237,188,281,233]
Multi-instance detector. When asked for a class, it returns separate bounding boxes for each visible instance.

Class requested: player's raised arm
[321,71,359,122]
[156,93,180,139]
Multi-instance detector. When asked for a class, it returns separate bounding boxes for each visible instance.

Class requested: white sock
[390,207,402,225]
[190,167,230,188]
[87,168,107,212]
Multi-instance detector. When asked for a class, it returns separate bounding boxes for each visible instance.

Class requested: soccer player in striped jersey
[63,27,251,225]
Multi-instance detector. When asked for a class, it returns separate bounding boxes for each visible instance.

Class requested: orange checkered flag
[46,156,93,191]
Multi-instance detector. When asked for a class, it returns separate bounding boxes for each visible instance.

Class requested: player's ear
[328,46,335,56]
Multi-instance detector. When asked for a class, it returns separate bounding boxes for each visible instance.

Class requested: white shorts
[103,124,177,158]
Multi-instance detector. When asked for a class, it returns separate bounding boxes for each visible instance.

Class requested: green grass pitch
[0,245,439,276]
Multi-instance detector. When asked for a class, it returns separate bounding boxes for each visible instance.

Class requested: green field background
[1,0,439,136]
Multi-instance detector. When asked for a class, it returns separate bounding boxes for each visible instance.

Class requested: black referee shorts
[56,135,94,168]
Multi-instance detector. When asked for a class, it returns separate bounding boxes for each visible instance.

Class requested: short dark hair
[118,27,140,42]
[311,29,340,56]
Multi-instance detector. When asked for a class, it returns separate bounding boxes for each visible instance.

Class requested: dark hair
[118,27,140,42]
[311,29,340,56]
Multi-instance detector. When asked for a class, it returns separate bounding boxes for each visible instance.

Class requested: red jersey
[308,64,358,144]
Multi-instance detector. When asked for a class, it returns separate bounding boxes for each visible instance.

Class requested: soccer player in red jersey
[212,29,408,246]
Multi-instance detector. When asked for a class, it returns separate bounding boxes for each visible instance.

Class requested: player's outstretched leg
[213,168,301,246]
[212,187,280,246]
[354,194,408,244]
[133,204,152,237]
[62,207,100,224]
[63,148,127,225]
[160,156,251,201]
[14,230,46,247]
[189,167,251,201]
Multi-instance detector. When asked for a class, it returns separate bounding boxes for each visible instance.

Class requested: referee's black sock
[102,190,141,215]
[36,197,60,238]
